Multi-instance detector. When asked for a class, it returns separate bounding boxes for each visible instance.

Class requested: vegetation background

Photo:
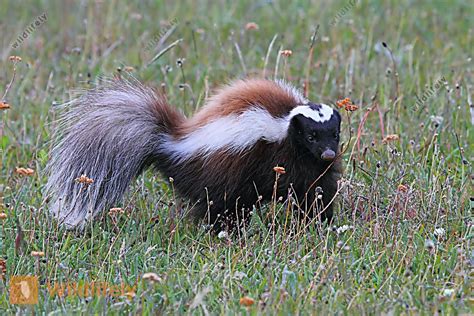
[0,0,472,314]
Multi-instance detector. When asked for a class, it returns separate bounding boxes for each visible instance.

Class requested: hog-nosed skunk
[45,77,342,231]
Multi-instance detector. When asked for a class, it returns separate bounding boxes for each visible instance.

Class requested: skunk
[45,77,342,231]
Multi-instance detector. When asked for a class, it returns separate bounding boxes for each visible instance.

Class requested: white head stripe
[289,104,334,123]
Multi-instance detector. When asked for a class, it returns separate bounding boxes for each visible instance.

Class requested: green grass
[0,0,472,314]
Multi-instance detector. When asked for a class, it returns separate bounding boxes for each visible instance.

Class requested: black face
[288,104,341,162]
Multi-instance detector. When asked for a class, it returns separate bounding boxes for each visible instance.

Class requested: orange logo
[9,276,39,304]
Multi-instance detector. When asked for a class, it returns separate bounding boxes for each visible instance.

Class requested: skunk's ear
[289,114,305,134]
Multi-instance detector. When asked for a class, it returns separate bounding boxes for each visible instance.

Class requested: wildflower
[280,50,293,57]
[336,225,353,234]
[124,66,135,72]
[336,97,351,108]
[344,104,359,111]
[75,174,94,184]
[15,167,35,176]
[0,101,10,110]
[245,22,259,30]
[397,184,408,192]
[31,251,45,257]
[336,97,359,111]
[217,231,228,239]
[108,207,124,216]
[9,55,22,62]
[142,272,162,283]
[441,288,455,297]
[273,166,286,174]
[0,213,7,220]
[239,296,255,306]
[382,134,399,144]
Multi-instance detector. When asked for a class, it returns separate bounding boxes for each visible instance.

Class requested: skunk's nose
[321,149,336,161]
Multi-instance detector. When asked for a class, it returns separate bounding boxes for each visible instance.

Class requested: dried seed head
[217,231,228,239]
[280,50,293,57]
[31,251,45,257]
[424,239,435,252]
[176,58,185,67]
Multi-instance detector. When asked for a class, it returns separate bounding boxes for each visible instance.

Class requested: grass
[0,0,472,314]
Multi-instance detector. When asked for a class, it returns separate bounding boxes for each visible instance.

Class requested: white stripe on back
[161,104,334,161]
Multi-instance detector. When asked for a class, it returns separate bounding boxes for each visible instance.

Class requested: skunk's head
[288,103,341,162]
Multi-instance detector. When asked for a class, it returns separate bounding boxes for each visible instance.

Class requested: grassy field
[0,0,472,314]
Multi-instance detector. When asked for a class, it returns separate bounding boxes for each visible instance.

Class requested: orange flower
[280,50,293,57]
[15,167,35,176]
[31,251,45,257]
[245,22,259,30]
[124,66,135,72]
[336,97,351,108]
[0,101,10,110]
[273,166,286,174]
[0,213,7,220]
[75,174,94,184]
[344,104,359,111]
[239,296,255,306]
[382,134,399,144]
[397,184,408,192]
[336,97,359,111]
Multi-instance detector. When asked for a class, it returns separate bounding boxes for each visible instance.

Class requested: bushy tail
[45,77,184,228]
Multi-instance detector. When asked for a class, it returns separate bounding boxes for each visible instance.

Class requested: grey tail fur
[45,77,184,228]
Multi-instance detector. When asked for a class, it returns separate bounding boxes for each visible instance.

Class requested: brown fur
[176,79,300,137]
